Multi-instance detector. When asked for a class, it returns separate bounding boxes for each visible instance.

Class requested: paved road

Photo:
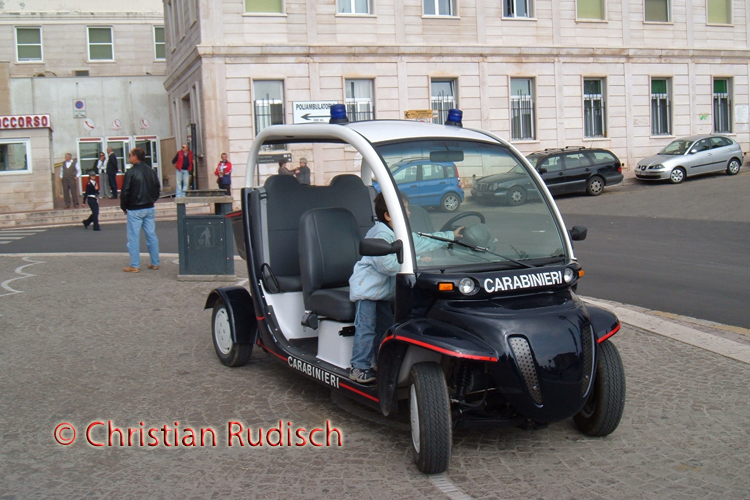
[0,254,748,499]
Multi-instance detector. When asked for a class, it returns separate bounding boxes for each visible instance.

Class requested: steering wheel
[440,211,485,232]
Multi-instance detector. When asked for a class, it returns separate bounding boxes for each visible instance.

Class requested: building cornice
[0,12,164,23]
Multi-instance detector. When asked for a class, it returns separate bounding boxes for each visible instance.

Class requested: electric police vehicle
[205,106,625,474]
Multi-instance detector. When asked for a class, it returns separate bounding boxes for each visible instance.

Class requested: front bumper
[635,167,670,180]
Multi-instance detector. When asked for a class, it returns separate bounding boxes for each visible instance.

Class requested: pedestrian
[347,192,464,383]
[215,152,232,196]
[121,147,161,273]
[82,172,101,231]
[172,143,193,197]
[278,159,294,176]
[295,157,311,185]
[106,147,119,199]
[95,152,110,199]
[60,153,81,209]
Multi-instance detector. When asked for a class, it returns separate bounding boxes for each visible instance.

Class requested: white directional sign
[293,101,339,124]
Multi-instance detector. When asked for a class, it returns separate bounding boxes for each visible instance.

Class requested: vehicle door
[419,162,450,206]
[392,164,421,203]
[561,152,593,194]
[536,154,566,195]
[686,138,713,175]
[709,137,733,172]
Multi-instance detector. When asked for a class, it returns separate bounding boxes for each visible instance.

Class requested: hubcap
[590,179,603,194]
[510,190,523,203]
[213,307,232,355]
[444,195,459,211]
[671,169,684,183]
[410,384,420,454]
[730,160,740,174]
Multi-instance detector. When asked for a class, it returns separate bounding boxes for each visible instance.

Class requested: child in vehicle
[348,192,464,384]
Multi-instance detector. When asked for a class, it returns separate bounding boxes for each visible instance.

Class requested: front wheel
[212,298,253,367]
[669,167,685,184]
[726,158,741,175]
[574,340,625,436]
[506,185,527,206]
[409,362,452,474]
[440,193,462,212]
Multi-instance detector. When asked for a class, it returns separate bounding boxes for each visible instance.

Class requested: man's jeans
[350,299,393,370]
[126,207,160,269]
[175,169,190,197]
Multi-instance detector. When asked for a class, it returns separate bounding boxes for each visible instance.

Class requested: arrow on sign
[301,113,330,121]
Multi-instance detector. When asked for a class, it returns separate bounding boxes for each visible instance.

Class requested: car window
[539,155,562,172]
[563,153,591,169]
[393,165,418,184]
[422,163,445,181]
[710,137,731,149]
[693,139,711,153]
[589,151,616,163]
[660,140,691,155]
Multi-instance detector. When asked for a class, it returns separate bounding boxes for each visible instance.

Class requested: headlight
[563,268,576,283]
[489,183,498,190]
[458,277,477,295]
[649,164,664,170]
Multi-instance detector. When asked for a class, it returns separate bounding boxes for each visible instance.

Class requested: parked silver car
[636,135,744,184]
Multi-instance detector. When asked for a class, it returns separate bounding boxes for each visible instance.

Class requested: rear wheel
[506,186,527,206]
[586,176,604,196]
[726,158,741,175]
[440,193,461,212]
[574,340,625,436]
[409,362,452,473]
[212,298,253,367]
[669,167,685,184]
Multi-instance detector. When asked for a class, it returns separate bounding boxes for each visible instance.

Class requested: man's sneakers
[123,266,140,273]
[349,368,376,384]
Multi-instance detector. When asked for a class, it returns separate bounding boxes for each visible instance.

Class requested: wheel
[409,362,452,474]
[439,211,485,232]
[586,176,604,196]
[726,158,741,175]
[669,167,685,184]
[212,298,252,367]
[440,192,462,212]
[574,340,625,436]
[506,185,527,206]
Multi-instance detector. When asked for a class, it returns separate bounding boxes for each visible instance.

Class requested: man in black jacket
[106,147,119,199]
[121,148,160,273]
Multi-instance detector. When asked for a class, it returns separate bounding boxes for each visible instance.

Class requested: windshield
[659,139,692,155]
[525,155,541,168]
[374,139,567,272]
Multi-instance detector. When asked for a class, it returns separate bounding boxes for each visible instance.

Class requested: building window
[713,79,732,133]
[583,79,606,138]
[15,27,43,62]
[338,0,370,14]
[153,26,166,60]
[504,0,532,18]
[431,80,457,124]
[510,78,535,140]
[577,0,604,20]
[254,81,285,150]
[645,0,669,22]
[0,139,32,174]
[87,27,114,61]
[424,0,454,16]
[707,0,730,24]
[245,0,283,13]
[345,80,374,121]
[650,78,671,136]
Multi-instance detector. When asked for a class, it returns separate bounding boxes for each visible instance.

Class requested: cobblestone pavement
[1,255,748,500]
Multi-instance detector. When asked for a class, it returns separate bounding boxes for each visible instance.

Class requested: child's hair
[373,191,408,223]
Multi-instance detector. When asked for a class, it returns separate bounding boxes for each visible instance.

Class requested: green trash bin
[176,194,236,280]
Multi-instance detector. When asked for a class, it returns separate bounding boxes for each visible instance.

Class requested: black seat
[298,208,361,322]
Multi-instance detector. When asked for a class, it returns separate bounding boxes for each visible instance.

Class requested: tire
[440,193,461,212]
[409,362,452,474]
[506,185,527,206]
[212,298,252,367]
[586,176,605,196]
[669,167,685,184]
[726,158,741,175]
[574,340,626,437]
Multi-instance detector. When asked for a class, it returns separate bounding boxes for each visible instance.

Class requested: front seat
[298,207,361,324]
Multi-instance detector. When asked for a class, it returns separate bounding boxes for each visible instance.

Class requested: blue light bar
[329,104,349,124]
[445,109,463,128]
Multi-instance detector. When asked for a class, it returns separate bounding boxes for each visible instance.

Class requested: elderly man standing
[121,147,161,273]
[60,153,81,208]
[106,147,119,199]
[171,143,193,197]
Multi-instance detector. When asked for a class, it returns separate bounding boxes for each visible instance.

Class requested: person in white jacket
[348,192,464,384]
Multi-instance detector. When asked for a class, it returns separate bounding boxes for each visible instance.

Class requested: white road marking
[0,237,25,240]
[0,257,45,297]
[429,474,474,500]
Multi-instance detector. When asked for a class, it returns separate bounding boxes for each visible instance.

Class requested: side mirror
[537,167,547,174]
[690,149,698,154]
[360,238,403,264]
[569,226,587,241]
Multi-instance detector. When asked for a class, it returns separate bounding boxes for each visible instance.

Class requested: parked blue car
[373,158,464,211]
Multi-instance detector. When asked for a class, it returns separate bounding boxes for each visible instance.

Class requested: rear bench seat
[245,174,375,294]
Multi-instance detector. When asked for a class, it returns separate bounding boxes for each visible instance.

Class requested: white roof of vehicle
[343,120,501,144]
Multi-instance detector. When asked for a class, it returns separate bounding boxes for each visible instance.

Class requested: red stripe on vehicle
[340,383,379,402]
[225,210,242,218]
[597,323,621,344]
[256,316,265,321]
[260,343,288,362]
[393,336,497,362]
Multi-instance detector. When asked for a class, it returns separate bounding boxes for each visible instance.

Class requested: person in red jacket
[171,143,193,197]
[215,152,232,196]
